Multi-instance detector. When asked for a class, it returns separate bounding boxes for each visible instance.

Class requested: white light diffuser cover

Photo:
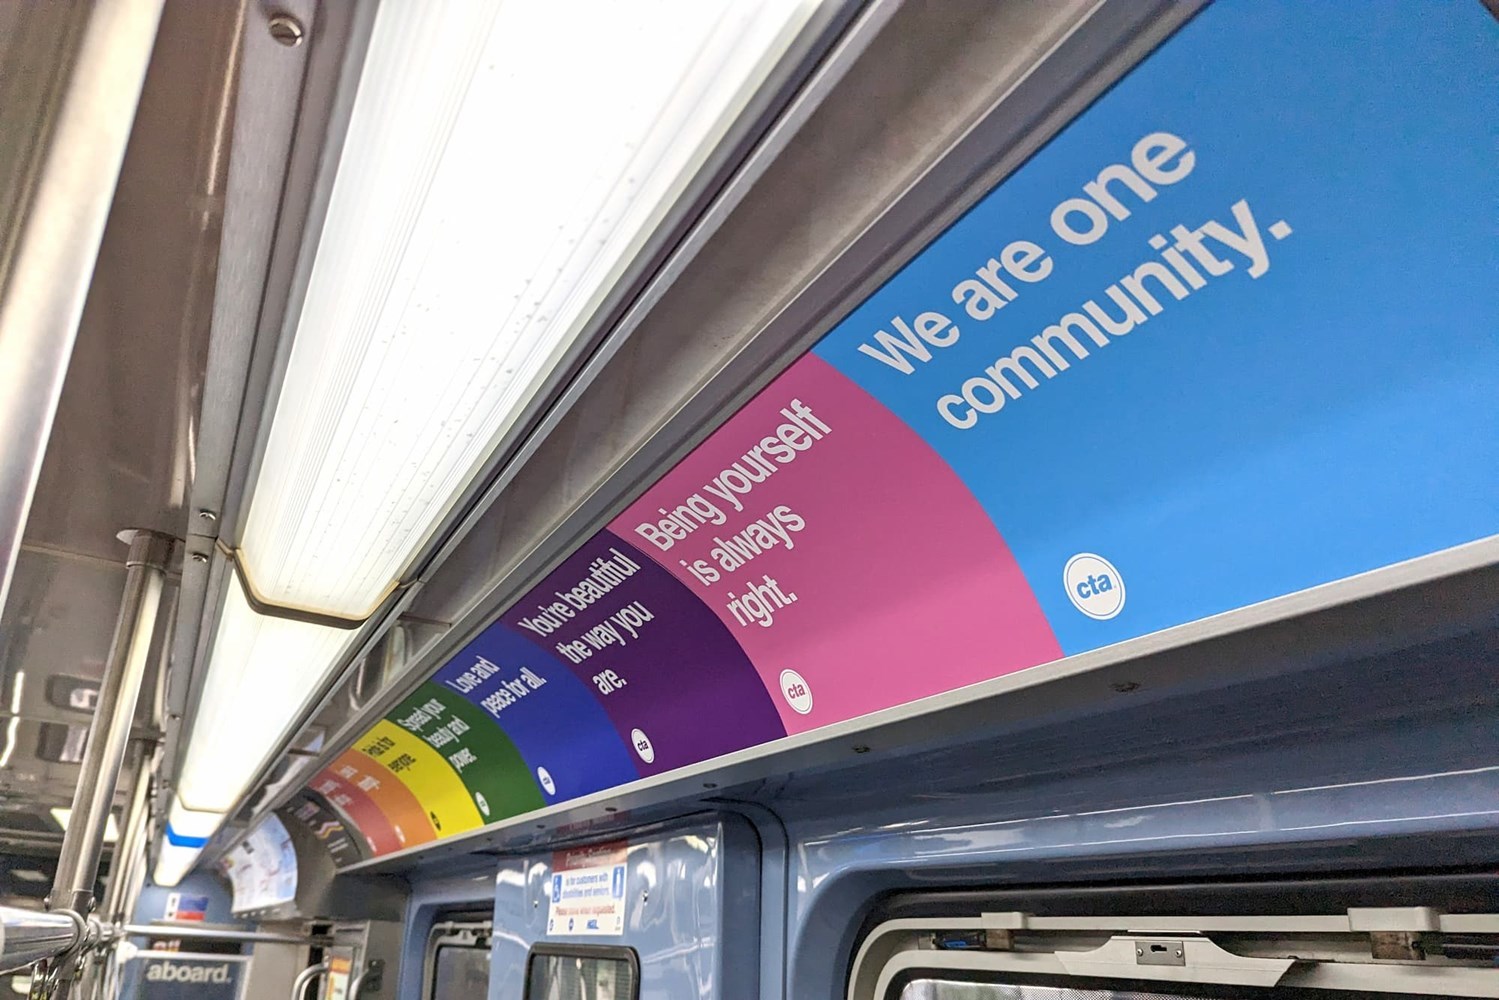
[240,0,822,617]
[170,0,821,879]
[176,582,350,813]
[153,798,224,887]
[153,841,198,888]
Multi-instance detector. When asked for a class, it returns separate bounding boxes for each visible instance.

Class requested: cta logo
[144,962,232,983]
[630,728,654,764]
[1063,553,1125,620]
[778,669,813,715]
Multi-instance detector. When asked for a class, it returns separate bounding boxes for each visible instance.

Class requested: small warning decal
[546,840,628,936]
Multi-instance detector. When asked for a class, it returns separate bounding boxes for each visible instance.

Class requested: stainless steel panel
[0,0,240,895]
[0,0,160,621]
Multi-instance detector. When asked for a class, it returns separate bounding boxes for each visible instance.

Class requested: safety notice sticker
[546,841,628,936]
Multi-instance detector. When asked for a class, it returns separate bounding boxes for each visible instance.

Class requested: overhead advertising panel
[219,814,296,913]
[287,792,366,868]
[305,3,1499,859]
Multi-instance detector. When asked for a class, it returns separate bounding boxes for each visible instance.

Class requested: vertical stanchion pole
[100,744,152,924]
[91,746,151,1000]
[46,530,173,1000]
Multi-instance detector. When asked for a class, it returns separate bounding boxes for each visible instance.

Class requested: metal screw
[190,552,208,563]
[196,509,217,523]
[268,13,304,47]
[1175,949,1183,957]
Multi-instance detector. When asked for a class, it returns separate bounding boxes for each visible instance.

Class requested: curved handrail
[349,958,385,1000]
[290,961,330,1000]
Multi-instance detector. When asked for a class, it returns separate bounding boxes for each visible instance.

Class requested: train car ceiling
[1,2,1495,994]
[154,0,835,885]
[201,0,1124,872]
[166,0,1498,888]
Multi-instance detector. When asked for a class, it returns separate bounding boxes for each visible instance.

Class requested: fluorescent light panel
[154,842,198,888]
[241,0,820,617]
[170,0,820,877]
[176,582,350,813]
[152,798,222,887]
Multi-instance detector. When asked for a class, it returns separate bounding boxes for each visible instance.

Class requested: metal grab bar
[122,924,327,945]
[290,961,330,1000]
[0,906,82,974]
[348,959,384,1000]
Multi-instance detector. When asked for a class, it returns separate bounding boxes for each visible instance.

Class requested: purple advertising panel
[501,532,786,773]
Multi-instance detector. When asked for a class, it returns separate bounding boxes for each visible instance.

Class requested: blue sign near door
[119,955,246,1000]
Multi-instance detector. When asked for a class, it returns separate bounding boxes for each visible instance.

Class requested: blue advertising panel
[814,1,1499,653]
[430,622,641,802]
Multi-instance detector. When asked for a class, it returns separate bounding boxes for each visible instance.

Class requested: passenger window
[433,944,490,1000]
[524,945,637,1000]
[899,984,1218,1000]
[426,919,492,1000]
[892,979,1440,1000]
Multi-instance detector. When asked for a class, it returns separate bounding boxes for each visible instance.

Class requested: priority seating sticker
[546,841,627,936]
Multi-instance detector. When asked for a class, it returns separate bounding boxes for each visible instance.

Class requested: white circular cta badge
[778,669,813,715]
[630,728,655,764]
[1064,553,1126,620]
